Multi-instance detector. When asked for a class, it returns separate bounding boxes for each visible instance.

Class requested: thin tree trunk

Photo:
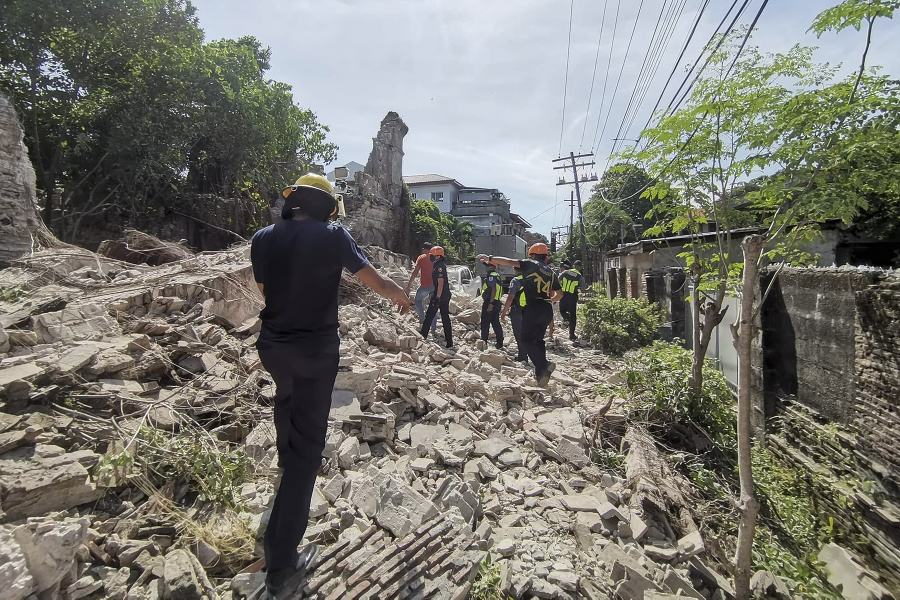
[733,234,766,600]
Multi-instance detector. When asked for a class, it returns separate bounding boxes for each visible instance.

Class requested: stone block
[819,543,891,600]
[32,304,118,344]
[0,446,104,520]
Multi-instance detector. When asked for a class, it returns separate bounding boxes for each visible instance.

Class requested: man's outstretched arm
[476,254,521,268]
[355,265,410,314]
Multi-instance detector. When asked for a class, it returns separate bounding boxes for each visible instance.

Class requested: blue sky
[190,0,900,238]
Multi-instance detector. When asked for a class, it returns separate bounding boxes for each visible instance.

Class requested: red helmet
[528,243,549,256]
[429,246,445,257]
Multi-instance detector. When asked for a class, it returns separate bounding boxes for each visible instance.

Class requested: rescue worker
[477,244,562,386]
[421,246,453,348]
[405,242,437,336]
[549,260,571,338]
[500,266,526,362]
[559,259,585,340]
[480,261,504,348]
[251,173,410,599]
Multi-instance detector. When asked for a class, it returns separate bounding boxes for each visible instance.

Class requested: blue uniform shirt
[432,258,451,299]
[251,219,369,351]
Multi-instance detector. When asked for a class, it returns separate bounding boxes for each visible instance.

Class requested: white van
[446,266,481,297]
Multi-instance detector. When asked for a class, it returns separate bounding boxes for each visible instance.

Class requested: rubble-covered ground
[0,239,743,600]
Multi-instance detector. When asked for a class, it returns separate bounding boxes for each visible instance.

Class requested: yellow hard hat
[281,173,339,220]
[282,172,335,200]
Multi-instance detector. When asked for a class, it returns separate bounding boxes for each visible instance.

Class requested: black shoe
[496,341,503,349]
[265,544,320,600]
[569,334,577,341]
[537,362,556,387]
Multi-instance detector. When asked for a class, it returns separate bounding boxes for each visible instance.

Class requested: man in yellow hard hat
[477,243,562,386]
[251,173,409,599]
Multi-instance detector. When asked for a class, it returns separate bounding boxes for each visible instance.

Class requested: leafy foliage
[95,426,252,508]
[0,0,337,242]
[810,0,899,36]
[621,341,736,450]
[470,554,503,600]
[579,290,661,355]
[410,198,475,262]
[751,446,840,598]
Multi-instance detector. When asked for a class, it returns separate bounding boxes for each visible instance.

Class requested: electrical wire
[558,0,575,157]
[580,0,610,150]
[668,0,753,115]
[639,0,711,137]
[597,0,772,207]
[589,0,622,152]
[592,0,647,163]
[609,0,691,159]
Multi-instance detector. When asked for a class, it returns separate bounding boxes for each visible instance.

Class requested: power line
[639,0,711,137]
[597,0,772,207]
[589,0,622,152]
[592,0,647,163]
[609,0,690,159]
[580,0,610,150]
[668,0,753,115]
[558,0,575,156]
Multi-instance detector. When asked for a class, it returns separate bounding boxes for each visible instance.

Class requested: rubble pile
[0,239,751,600]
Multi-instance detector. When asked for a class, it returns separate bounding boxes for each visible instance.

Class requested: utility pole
[551,226,568,252]
[568,191,575,242]
[554,152,599,284]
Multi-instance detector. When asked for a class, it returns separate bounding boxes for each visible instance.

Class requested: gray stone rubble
[0,237,886,599]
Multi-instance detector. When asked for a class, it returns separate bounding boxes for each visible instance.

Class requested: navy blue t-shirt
[432,259,451,299]
[251,219,369,351]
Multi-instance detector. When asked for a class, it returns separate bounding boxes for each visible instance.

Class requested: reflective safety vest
[512,275,527,308]
[560,269,583,295]
[482,270,502,302]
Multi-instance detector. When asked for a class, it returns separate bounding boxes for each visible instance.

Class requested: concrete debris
[0,229,793,600]
[819,543,892,600]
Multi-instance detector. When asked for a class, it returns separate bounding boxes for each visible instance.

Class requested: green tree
[0,0,337,242]
[409,198,474,263]
[620,32,812,399]
[623,3,898,596]
[595,163,656,234]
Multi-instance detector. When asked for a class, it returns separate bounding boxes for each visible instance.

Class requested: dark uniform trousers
[257,340,339,572]
[522,302,553,376]
[510,308,525,360]
[559,294,578,338]
[481,300,504,346]
[422,293,453,346]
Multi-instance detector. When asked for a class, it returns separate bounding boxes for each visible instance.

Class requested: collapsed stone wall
[0,92,57,267]
[340,112,412,255]
[755,267,900,590]
[269,111,413,257]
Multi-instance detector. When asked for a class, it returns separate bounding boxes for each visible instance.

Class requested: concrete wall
[855,278,900,480]
[758,268,874,422]
[753,267,900,588]
[407,183,457,212]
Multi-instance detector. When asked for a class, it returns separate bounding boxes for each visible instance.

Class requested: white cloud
[191,0,900,236]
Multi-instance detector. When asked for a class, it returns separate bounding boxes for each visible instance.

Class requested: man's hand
[389,289,411,314]
[487,303,494,312]
[501,310,508,321]
[404,284,411,295]
[355,265,410,315]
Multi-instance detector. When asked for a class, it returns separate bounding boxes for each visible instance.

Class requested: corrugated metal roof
[402,174,463,186]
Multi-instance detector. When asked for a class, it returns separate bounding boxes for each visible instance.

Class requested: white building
[402,174,464,213]
[326,161,365,183]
